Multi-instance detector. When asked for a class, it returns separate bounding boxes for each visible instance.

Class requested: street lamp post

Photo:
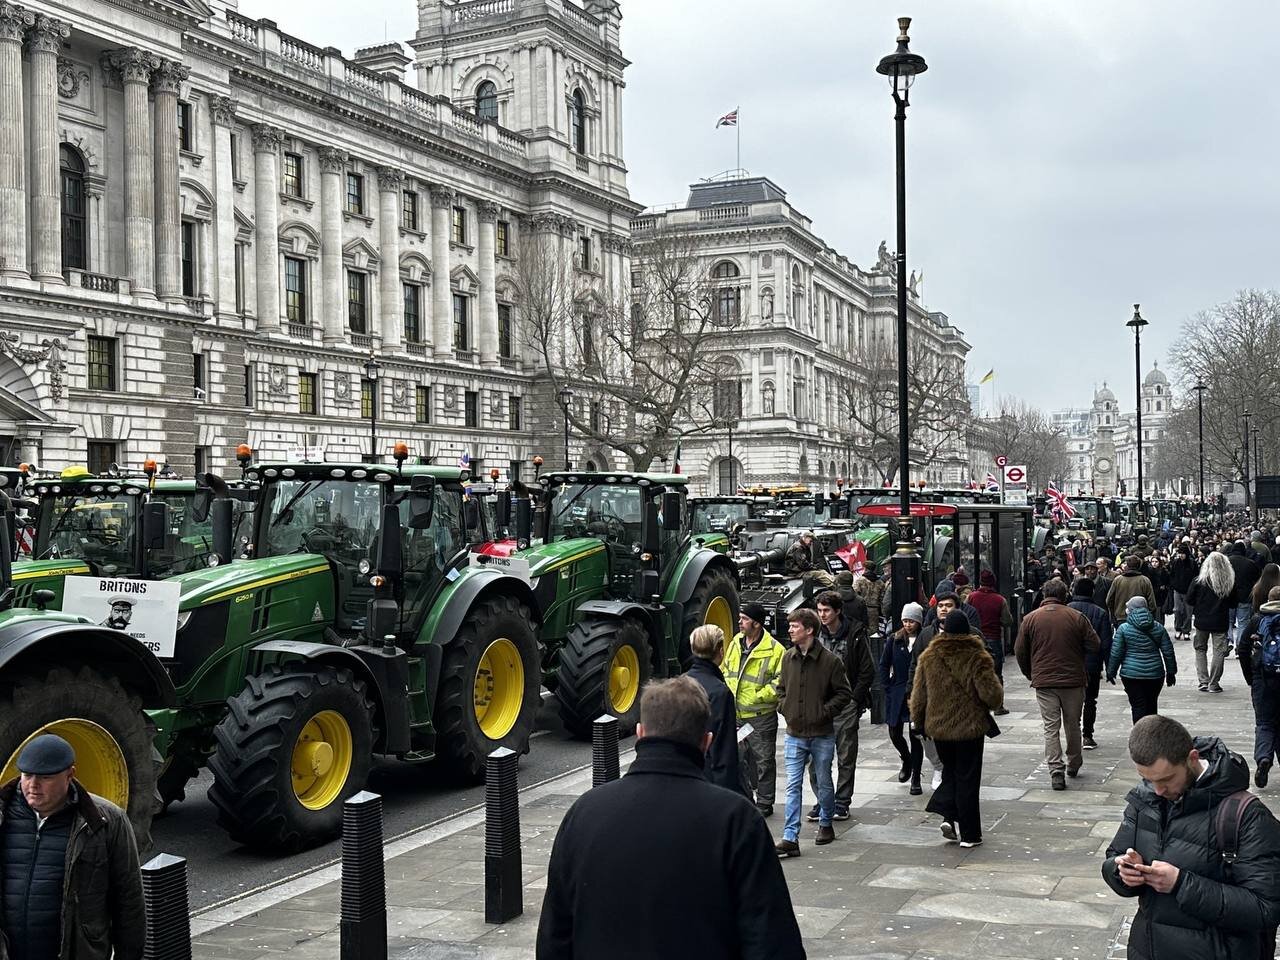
[558,387,574,469]
[1193,380,1207,507]
[1127,305,1148,523]
[1253,425,1262,478]
[877,17,927,623]
[363,354,381,462]
[1243,408,1253,519]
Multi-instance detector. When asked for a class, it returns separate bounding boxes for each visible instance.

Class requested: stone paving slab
[191,639,1276,959]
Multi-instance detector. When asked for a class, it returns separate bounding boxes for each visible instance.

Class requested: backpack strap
[1216,790,1259,867]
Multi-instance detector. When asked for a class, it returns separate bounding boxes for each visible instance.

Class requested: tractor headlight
[176,609,192,632]
[207,554,220,568]
[358,559,371,575]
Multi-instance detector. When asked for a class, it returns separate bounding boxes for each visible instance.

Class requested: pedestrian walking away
[1105,554,1159,627]
[724,602,786,816]
[537,676,805,960]
[0,733,145,960]
[1169,541,1199,640]
[1229,541,1262,654]
[685,624,750,797]
[1015,578,1101,790]
[775,608,852,857]
[1239,586,1280,789]
[909,609,1004,847]
[1067,577,1113,749]
[881,601,926,795]
[968,569,1014,711]
[1188,551,1235,692]
[1107,596,1177,723]
[1102,715,1280,960]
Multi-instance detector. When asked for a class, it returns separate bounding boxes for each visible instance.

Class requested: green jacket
[775,641,852,738]
[724,629,786,719]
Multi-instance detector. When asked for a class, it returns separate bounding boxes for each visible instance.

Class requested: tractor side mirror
[377,503,403,580]
[814,492,824,515]
[193,488,212,524]
[463,498,481,536]
[142,501,169,551]
[661,492,682,531]
[515,498,532,549]
[408,476,434,527]
[496,491,512,529]
[210,497,234,566]
[643,500,661,556]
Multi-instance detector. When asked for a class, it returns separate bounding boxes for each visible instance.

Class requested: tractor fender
[572,600,667,673]
[421,568,540,649]
[668,549,739,631]
[0,618,177,708]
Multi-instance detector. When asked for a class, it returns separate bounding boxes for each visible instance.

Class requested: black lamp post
[877,16,927,623]
[1253,425,1262,478]
[1193,380,1207,507]
[363,354,381,462]
[1126,305,1148,521]
[558,387,574,469]
[1243,407,1253,518]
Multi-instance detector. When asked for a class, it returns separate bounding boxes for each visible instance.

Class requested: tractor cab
[690,495,761,536]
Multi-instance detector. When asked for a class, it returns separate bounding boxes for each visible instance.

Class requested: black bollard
[485,746,522,924]
[141,853,191,960]
[340,790,386,960]
[592,713,620,786]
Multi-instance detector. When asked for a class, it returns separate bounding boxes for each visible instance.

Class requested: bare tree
[509,220,743,471]
[982,400,1071,490]
[840,335,969,485]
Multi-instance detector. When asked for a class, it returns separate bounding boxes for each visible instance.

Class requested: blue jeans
[783,733,835,842]
[1231,603,1254,647]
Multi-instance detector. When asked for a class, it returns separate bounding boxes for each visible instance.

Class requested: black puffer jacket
[1102,737,1280,960]
[1,790,73,960]
[1187,577,1233,633]
[1169,553,1199,594]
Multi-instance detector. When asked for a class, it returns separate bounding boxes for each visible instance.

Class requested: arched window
[712,261,740,279]
[60,144,87,270]
[571,89,586,154]
[475,81,498,122]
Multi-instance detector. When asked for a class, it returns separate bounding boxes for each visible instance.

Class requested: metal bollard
[485,746,522,924]
[592,714,620,786]
[340,791,386,960]
[141,853,191,960]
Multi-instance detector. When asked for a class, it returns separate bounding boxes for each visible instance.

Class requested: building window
[475,80,498,122]
[361,379,377,419]
[86,335,117,391]
[194,446,208,475]
[716,286,740,324]
[571,89,586,154]
[630,270,640,289]
[244,363,254,407]
[59,144,87,271]
[348,271,368,334]
[498,304,513,358]
[581,313,596,366]
[415,385,431,424]
[452,293,469,351]
[345,172,364,215]
[178,101,192,152]
[452,206,467,245]
[299,371,317,414]
[229,133,240,180]
[285,257,307,323]
[282,152,303,198]
[509,395,522,431]
[234,244,246,312]
[714,380,741,419]
[193,352,206,400]
[403,283,422,343]
[509,461,522,483]
[496,219,509,257]
[578,236,591,270]
[464,390,478,428]
[86,441,117,475]
[590,400,602,433]
[402,189,419,231]
[180,220,197,296]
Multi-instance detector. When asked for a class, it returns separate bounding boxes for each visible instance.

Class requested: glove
[1166,674,1176,687]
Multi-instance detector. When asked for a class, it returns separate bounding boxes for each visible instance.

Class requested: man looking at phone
[1103,714,1280,959]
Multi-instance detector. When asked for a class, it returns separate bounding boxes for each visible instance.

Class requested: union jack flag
[457,451,471,470]
[1046,481,1075,521]
[716,108,738,128]
[984,472,1000,493]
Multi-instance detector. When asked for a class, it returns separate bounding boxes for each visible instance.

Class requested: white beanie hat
[901,602,925,624]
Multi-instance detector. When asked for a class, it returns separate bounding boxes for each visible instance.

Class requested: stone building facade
[0,0,637,475]
[631,176,972,495]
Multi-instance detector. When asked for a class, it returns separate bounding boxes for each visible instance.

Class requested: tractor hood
[11,558,92,583]
[170,554,331,609]
[519,539,608,579]
[0,606,92,629]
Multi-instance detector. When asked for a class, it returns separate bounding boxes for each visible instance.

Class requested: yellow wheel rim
[608,645,640,714]
[704,595,734,638]
[291,710,353,810]
[2,719,129,810]
[475,638,524,740]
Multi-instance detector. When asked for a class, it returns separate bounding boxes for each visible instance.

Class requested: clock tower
[1091,383,1118,497]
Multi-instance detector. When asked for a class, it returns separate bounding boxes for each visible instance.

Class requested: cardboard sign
[61,577,181,657]
[468,552,531,582]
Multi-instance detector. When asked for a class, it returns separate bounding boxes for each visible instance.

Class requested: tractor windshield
[691,501,750,534]
[40,492,140,575]
[547,483,643,548]
[259,479,383,562]
[148,492,222,576]
[1077,499,1102,527]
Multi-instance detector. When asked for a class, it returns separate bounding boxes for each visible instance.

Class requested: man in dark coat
[968,569,1013,689]
[537,676,804,960]
[1103,715,1280,960]
[0,734,144,960]
[685,624,749,797]
[1068,577,1113,751]
[1229,541,1262,654]
[809,590,874,822]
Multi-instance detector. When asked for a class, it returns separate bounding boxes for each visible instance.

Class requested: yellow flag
[979,369,995,385]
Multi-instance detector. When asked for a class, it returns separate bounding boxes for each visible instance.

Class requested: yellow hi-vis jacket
[723,629,785,720]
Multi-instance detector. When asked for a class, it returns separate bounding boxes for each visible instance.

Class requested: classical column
[151,59,189,301]
[318,147,347,343]
[250,123,284,330]
[613,80,624,158]
[476,200,499,366]
[210,96,238,315]
[106,48,159,295]
[429,186,453,357]
[376,166,403,351]
[0,3,31,278]
[749,351,760,417]
[26,14,68,281]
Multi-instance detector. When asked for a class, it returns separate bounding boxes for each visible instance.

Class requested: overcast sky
[240,0,1280,412]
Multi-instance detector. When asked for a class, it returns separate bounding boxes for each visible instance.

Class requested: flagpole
[736,105,741,174]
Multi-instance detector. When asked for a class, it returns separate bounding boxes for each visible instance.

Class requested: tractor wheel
[155,745,206,814]
[0,665,157,850]
[434,595,540,782]
[555,617,652,740]
[680,567,739,665]
[208,665,374,852]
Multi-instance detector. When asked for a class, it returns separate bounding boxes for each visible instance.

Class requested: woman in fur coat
[909,609,1004,848]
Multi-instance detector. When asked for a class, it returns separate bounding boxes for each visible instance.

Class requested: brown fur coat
[908,631,1004,741]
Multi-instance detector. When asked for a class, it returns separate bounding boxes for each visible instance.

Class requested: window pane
[452,294,468,351]
[361,379,376,419]
[87,336,116,391]
[285,257,307,322]
[283,153,303,197]
[465,390,478,427]
[498,304,512,358]
[416,386,430,424]
[60,146,87,271]
[299,372,316,414]
[348,272,366,333]
[475,81,498,122]
[181,221,196,296]
[178,102,191,151]
[509,395,521,431]
[452,207,466,245]
[402,190,418,230]
[496,220,508,257]
[346,173,363,214]
[403,283,420,342]
[86,442,117,475]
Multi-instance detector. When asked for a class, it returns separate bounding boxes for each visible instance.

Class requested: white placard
[468,552,531,581]
[61,577,181,657]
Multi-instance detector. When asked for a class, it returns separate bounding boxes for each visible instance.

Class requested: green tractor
[506,471,738,738]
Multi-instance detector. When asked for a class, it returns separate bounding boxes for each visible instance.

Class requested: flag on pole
[1046,481,1075,522]
[979,368,995,385]
[457,450,471,470]
[716,108,738,128]
[984,472,1000,493]
[672,440,682,475]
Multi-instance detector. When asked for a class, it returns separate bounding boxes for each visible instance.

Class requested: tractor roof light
[143,459,157,475]
[236,443,253,465]
[18,462,29,474]
[61,466,90,480]
[490,467,500,480]
[394,441,409,465]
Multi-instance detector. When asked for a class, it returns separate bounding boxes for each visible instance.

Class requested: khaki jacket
[775,641,852,738]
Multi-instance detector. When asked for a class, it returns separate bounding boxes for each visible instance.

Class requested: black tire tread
[680,567,740,661]
[555,617,652,740]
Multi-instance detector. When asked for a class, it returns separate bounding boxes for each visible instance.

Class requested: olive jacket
[775,641,852,738]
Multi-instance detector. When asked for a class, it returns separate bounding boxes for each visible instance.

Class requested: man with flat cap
[0,733,144,960]
[724,602,786,816]
[99,598,134,631]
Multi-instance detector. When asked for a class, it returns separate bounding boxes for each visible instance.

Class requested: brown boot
[775,838,801,858]
[815,825,835,845]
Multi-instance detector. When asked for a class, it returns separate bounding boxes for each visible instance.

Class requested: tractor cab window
[778,501,816,529]
[148,492,218,576]
[398,485,465,624]
[547,483,642,548]
[692,501,750,534]
[39,492,140,577]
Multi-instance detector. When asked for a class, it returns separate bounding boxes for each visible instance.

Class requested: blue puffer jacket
[1108,606,1177,681]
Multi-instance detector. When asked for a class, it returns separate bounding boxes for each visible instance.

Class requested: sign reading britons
[61,577,181,657]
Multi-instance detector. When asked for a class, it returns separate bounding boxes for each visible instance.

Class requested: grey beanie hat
[900,602,924,624]
[1125,595,1148,612]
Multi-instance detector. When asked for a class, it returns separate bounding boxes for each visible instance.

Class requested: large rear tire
[680,567,739,665]
[0,666,157,850]
[208,665,374,852]
[434,594,540,782]
[555,617,652,740]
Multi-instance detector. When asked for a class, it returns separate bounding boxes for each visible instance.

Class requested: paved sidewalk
[190,641,1273,959]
